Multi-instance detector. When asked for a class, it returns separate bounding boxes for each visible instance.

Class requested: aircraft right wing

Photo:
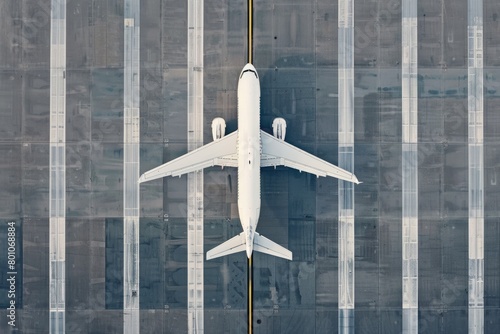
[139,131,238,183]
[260,130,360,184]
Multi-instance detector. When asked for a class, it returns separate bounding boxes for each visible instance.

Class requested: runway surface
[0,0,500,333]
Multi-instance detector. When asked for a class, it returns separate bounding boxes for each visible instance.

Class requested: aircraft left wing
[139,131,238,183]
[260,130,360,184]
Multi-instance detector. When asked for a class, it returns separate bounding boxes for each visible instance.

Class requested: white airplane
[139,63,360,261]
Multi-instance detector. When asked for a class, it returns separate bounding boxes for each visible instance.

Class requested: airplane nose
[242,63,256,71]
[240,63,258,79]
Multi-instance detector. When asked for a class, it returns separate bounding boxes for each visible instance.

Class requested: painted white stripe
[402,1,418,333]
[49,0,66,332]
[468,1,484,333]
[187,0,204,332]
[338,0,354,332]
[123,2,140,333]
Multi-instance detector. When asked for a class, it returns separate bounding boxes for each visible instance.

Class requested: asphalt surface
[0,0,499,333]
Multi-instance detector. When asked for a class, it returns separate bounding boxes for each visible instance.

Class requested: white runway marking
[468,1,484,333]
[338,1,355,332]
[187,0,205,332]
[402,1,419,333]
[49,0,66,332]
[123,2,141,333]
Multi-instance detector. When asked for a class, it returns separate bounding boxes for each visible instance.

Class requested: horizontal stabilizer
[206,232,293,261]
[206,233,246,260]
[254,232,292,260]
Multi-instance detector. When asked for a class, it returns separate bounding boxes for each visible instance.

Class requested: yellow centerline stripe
[248,255,253,334]
[247,1,254,333]
[248,0,253,64]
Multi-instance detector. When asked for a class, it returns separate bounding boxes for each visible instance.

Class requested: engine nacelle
[272,117,287,141]
[211,117,226,141]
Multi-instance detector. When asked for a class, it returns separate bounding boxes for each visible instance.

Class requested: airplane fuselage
[237,64,261,258]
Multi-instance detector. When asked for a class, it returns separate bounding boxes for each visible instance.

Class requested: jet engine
[272,117,287,141]
[211,117,226,141]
